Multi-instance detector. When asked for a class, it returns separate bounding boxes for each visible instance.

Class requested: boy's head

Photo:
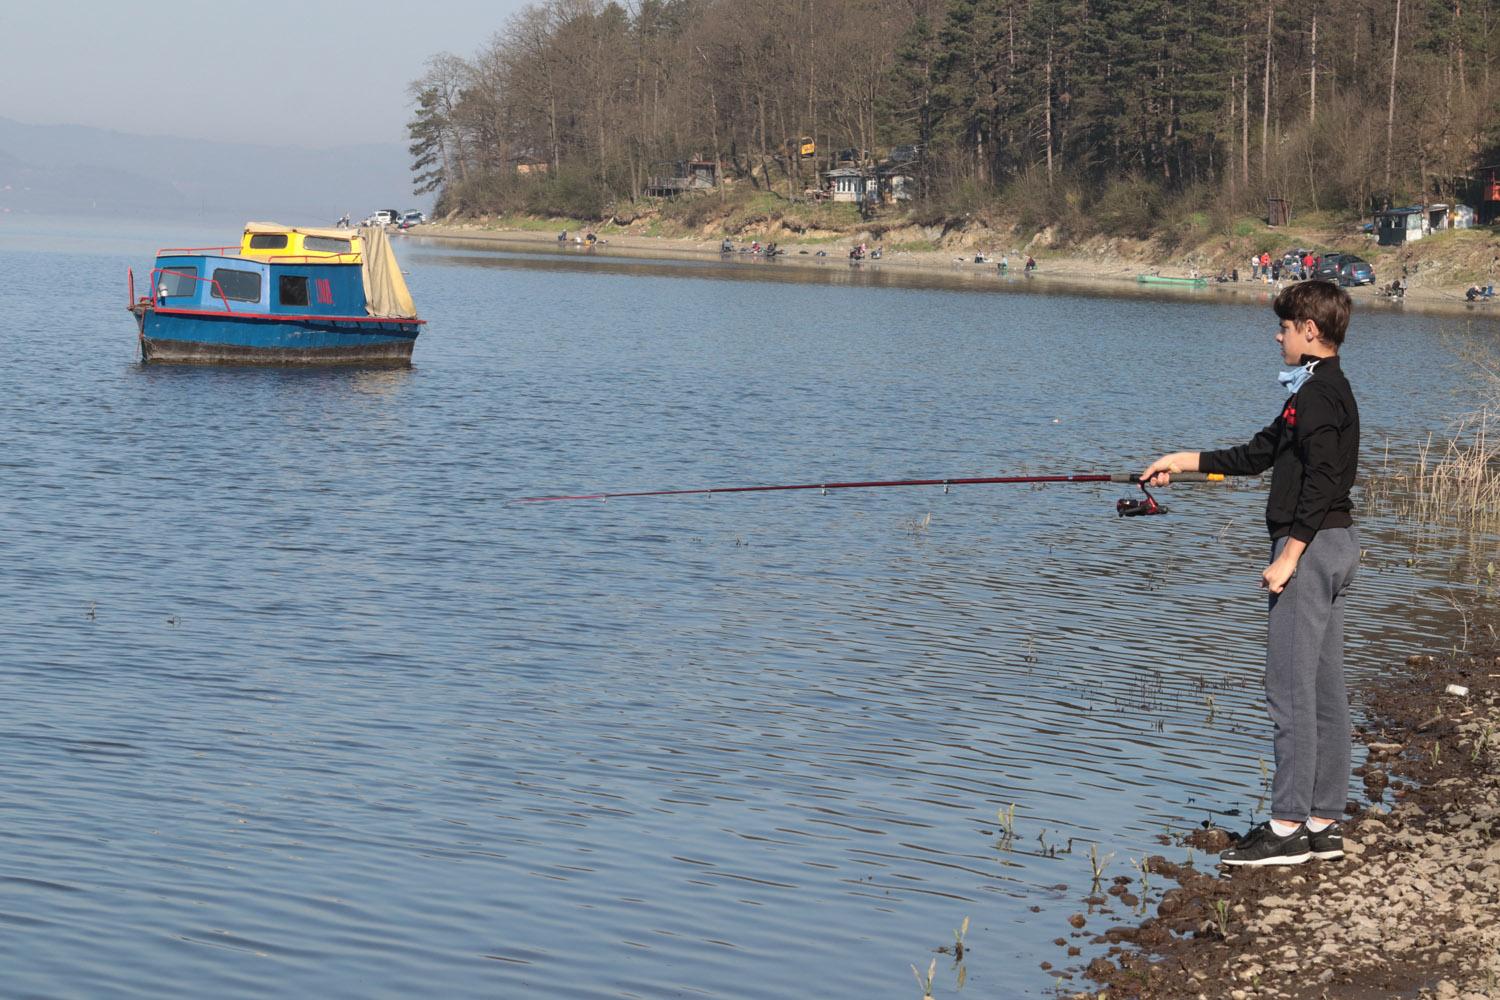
[1273,280,1350,358]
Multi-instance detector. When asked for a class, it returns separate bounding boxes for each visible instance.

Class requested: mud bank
[1061,646,1500,1000]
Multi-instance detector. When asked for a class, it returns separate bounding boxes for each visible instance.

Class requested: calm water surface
[1,218,1496,998]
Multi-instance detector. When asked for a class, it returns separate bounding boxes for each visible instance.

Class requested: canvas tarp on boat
[357,226,418,319]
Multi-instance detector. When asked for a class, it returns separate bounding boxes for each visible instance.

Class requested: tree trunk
[1241,35,1250,189]
[1044,33,1054,186]
[1309,12,1317,124]
[1261,2,1272,180]
[1385,0,1401,190]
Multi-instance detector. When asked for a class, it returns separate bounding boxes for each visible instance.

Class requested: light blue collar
[1278,359,1320,394]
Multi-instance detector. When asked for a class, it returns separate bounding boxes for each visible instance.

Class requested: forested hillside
[408,0,1500,237]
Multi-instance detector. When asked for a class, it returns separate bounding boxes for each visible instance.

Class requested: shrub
[1089,176,1166,239]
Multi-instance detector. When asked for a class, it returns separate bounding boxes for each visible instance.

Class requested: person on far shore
[1142,280,1360,868]
[1251,253,1261,280]
[1260,251,1272,282]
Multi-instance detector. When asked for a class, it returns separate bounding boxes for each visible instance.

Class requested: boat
[1136,273,1208,287]
[127,223,423,364]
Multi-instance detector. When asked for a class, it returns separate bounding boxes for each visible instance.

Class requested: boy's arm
[1197,419,1281,477]
[1140,418,1281,485]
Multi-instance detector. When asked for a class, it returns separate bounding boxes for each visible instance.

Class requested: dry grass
[1405,414,1500,532]
[1362,331,1500,539]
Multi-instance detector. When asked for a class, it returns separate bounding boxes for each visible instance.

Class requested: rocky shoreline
[409,225,1500,322]
[1060,644,1500,999]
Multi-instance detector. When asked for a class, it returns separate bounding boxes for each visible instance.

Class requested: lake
[0,217,1494,998]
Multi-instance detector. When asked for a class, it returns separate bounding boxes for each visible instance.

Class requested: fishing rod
[518,471,1226,516]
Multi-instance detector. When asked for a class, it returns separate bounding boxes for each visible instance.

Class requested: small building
[824,167,869,203]
[646,159,719,197]
[1426,203,1474,231]
[511,153,550,176]
[1375,207,1425,246]
[875,165,915,203]
[1267,197,1291,227]
[1480,171,1500,225]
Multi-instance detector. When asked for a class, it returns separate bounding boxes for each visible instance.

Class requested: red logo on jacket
[1282,402,1297,428]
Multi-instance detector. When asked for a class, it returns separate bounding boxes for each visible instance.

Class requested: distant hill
[0,118,419,222]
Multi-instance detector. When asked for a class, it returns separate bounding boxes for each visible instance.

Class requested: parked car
[1336,256,1375,286]
[398,210,426,228]
[364,209,400,227]
[1313,253,1349,281]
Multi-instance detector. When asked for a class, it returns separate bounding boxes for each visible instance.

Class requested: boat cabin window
[159,266,198,297]
[248,234,289,250]
[211,268,263,303]
[303,236,352,254]
[278,275,310,306]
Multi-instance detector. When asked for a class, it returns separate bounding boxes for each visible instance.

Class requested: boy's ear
[1300,318,1324,343]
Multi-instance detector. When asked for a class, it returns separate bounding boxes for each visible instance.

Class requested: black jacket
[1198,355,1359,542]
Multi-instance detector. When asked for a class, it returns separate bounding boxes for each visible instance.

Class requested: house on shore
[823,166,868,203]
[646,160,719,197]
[1376,203,1476,245]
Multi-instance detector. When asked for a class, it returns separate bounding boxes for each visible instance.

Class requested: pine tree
[407,86,451,196]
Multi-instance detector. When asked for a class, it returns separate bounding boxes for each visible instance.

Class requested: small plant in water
[911,957,937,999]
[952,916,969,961]
[1088,843,1115,890]
[1258,756,1270,791]
[996,803,1017,844]
[1131,856,1152,898]
[1204,694,1216,723]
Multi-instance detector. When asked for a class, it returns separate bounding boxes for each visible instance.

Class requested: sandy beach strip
[411,224,1500,321]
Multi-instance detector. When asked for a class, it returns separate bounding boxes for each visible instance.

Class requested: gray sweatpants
[1266,526,1360,821]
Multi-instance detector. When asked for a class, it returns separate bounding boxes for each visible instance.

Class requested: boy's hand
[1140,451,1201,487]
[1261,538,1307,594]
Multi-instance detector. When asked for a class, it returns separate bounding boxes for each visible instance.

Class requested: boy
[1141,280,1360,867]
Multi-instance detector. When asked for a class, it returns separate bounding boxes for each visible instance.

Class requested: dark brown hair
[1274,280,1351,346]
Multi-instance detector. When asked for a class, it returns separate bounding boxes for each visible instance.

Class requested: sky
[0,1,531,149]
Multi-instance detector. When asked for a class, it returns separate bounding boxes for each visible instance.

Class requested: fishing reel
[1117,481,1169,517]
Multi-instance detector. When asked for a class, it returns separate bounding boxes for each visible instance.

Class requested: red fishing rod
[518,471,1225,516]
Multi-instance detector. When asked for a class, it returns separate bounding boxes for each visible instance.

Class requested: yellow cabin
[238,222,363,263]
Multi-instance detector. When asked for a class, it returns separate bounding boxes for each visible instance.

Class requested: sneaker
[1219,822,1312,867]
[1307,823,1345,860]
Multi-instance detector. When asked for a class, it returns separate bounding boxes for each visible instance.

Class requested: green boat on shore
[1137,274,1209,287]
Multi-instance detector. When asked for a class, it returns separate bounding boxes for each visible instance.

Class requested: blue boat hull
[134,307,419,365]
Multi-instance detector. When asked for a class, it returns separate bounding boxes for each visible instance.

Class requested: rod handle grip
[1112,472,1225,484]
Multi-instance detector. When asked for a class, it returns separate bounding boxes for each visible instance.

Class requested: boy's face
[1276,318,1320,364]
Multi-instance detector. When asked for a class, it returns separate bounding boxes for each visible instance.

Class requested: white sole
[1310,849,1345,860]
[1221,851,1313,867]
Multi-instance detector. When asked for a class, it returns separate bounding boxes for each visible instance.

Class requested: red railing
[152,305,424,325]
